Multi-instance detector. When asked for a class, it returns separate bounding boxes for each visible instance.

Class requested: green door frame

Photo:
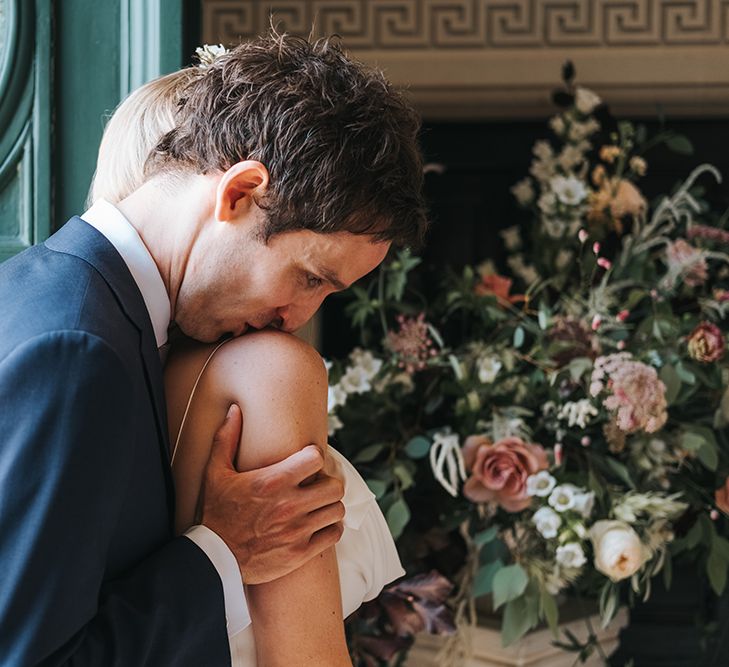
[54,0,183,231]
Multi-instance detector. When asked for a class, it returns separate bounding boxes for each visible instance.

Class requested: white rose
[556,542,587,569]
[533,506,562,539]
[575,86,601,115]
[590,520,652,582]
[549,484,577,512]
[477,356,502,384]
[526,470,556,497]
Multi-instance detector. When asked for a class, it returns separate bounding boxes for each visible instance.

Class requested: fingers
[295,475,346,514]
[266,444,326,484]
[304,501,346,535]
[304,523,345,561]
[208,404,243,473]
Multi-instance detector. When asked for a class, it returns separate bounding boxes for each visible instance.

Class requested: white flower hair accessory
[195,44,228,68]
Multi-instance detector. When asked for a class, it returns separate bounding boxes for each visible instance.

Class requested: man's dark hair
[151,31,428,248]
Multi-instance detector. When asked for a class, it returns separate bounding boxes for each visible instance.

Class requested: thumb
[209,404,243,472]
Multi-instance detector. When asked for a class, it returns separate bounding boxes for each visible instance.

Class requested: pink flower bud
[592,242,601,255]
[591,315,602,331]
[597,257,612,270]
[617,309,630,322]
[617,340,626,350]
[650,289,658,300]
[581,436,591,447]
[554,443,564,466]
[711,509,720,521]
[578,229,588,244]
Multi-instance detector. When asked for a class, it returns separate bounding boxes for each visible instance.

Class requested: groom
[0,33,426,666]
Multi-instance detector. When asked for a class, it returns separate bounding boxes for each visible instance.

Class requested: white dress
[173,341,404,666]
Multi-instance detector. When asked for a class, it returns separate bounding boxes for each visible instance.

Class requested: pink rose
[715,478,729,515]
[687,322,725,363]
[462,435,548,512]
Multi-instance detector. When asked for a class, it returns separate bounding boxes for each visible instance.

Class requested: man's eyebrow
[319,267,347,291]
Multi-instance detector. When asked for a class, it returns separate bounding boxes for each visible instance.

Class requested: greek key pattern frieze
[202,0,729,49]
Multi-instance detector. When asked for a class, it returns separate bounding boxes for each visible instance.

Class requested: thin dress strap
[171,339,231,465]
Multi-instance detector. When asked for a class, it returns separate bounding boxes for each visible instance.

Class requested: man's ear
[214,160,270,222]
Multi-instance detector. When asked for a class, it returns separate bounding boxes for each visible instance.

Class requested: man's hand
[199,404,345,584]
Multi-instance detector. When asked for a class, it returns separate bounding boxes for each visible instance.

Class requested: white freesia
[195,43,227,67]
[556,543,587,569]
[477,356,502,384]
[533,506,561,539]
[590,520,652,582]
[575,86,601,114]
[328,414,343,436]
[339,365,373,394]
[349,348,383,380]
[511,179,535,206]
[533,140,553,161]
[548,484,577,512]
[573,491,596,518]
[327,384,348,412]
[551,175,588,206]
[526,470,556,497]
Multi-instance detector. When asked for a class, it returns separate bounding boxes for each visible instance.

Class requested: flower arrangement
[333,63,729,666]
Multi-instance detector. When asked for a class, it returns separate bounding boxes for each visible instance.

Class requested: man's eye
[306,274,324,289]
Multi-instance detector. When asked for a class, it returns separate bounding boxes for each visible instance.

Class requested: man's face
[174,213,390,342]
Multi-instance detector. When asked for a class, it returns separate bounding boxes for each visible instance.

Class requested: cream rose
[589,520,651,582]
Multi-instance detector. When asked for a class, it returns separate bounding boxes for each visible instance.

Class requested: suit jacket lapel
[45,217,175,523]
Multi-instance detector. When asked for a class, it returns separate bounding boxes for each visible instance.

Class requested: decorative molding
[203,0,729,49]
[201,0,729,119]
[0,123,33,261]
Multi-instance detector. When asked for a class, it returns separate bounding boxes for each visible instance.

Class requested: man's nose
[277,299,325,332]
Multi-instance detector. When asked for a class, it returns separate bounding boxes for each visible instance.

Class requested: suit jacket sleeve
[0,331,231,666]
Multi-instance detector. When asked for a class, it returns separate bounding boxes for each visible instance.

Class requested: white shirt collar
[81,199,171,348]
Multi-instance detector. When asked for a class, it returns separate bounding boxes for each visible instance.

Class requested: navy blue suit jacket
[0,218,230,665]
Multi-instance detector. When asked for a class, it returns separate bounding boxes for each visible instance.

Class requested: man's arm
[0,331,229,666]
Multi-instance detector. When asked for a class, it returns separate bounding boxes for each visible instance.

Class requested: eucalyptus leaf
[659,364,681,405]
[354,443,384,463]
[473,525,499,547]
[365,479,388,499]
[513,326,525,349]
[540,587,559,636]
[393,463,415,490]
[492,564,528,610]
[404,435,431,459]
[386,497,411,540]
[666,134,694,155]
[707,540,728,595]
[501,595,535,646]
[473,558,503,597]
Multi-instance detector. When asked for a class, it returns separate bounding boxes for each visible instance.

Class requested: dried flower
[665,239,708,287]
[385,314,436,373]
[599,145,622,164]
[511,178,535,206]
[687,224,729,245]
[575,87,602,114]
[687,322,725,363]
[629,156,648,176]
[591,353,668,433]
[589,178,646,227]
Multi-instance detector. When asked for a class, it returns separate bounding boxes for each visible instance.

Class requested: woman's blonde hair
[87,68,202,207]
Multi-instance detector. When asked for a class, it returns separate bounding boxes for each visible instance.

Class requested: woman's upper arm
[209,331,351,666]
[211,330,329,472]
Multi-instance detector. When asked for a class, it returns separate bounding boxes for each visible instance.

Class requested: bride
[87,64,405,664]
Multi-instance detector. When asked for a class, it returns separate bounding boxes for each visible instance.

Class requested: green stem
[377,266,389,338]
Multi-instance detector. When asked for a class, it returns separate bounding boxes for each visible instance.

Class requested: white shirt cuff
[184,525,251,635]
